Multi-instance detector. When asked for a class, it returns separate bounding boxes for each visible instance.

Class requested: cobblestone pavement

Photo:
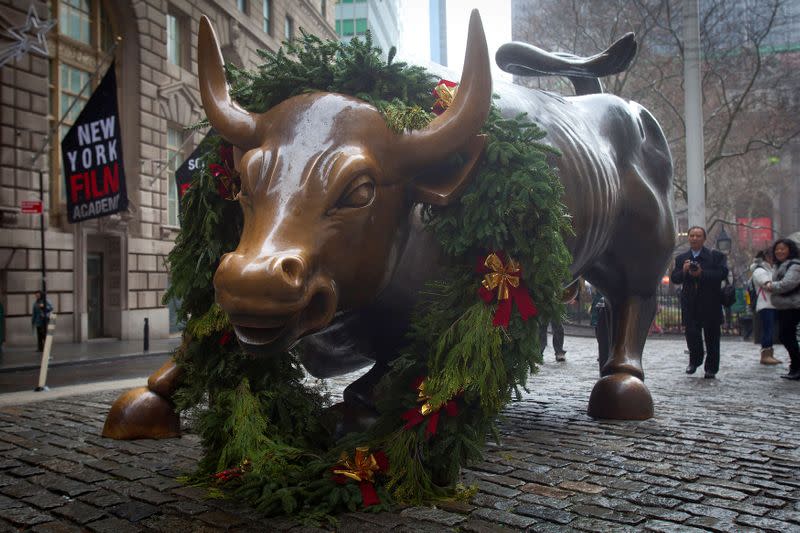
[1,336,799,532]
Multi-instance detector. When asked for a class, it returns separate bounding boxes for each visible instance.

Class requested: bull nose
[272,254,306,288]
[215,251,308,304]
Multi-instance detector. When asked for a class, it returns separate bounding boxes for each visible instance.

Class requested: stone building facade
[0,0,336,345]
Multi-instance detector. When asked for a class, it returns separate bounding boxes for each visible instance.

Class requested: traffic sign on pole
[21,200,43,214]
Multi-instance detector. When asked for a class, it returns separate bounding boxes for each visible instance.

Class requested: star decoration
[1,4,56,69]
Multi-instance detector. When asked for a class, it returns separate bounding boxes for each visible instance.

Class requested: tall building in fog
[334,0,401,56]
[429,0,447,65]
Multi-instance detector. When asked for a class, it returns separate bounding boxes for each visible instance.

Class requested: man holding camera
[670,226,729,379]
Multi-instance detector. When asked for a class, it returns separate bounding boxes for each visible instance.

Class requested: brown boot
[760,347,782,365]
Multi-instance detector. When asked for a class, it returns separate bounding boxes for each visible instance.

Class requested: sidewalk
[0,336,798,531]
[0,337,182,373]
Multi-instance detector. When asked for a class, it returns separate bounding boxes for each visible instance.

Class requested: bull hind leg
[587,291,657,420]
[584,263,657,420]
[102,358,182,439]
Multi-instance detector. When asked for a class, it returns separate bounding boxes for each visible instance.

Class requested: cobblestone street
[1,335,799,532]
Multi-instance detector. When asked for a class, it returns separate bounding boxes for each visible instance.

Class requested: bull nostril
[299,285,337,335]
[277,255,305,286]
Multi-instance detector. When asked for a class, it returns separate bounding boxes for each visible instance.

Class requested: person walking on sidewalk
[765,238,800,380]
[750,249,781,364]
[670,226,729,379]
[31,291,53,352]
[540,318,567,362]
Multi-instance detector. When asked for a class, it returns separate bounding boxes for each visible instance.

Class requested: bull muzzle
[214,251,337,351]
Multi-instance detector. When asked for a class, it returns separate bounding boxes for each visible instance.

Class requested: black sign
[174,128,216,200]
[61,62,127,223]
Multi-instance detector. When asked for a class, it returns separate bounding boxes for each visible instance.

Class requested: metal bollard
[143,317,149,352]
[35,313,57,392]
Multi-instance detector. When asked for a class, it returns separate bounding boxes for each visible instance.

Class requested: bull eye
[335,176,375,210]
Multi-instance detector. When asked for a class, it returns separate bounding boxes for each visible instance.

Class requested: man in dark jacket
[31,291,53,352]
[670,226,729,378]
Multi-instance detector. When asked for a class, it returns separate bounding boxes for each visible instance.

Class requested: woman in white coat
[750,249,780,364]
[766,238,800,380]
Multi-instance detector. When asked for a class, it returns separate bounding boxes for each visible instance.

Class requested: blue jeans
[758,308,776,348]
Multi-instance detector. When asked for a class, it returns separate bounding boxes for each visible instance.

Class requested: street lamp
[716,226,732,255]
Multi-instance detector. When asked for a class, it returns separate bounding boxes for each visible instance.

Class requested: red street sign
[21,200,43,214]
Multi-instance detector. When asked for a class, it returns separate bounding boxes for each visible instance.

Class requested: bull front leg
[102,358,182,439]
[586,291,656,420]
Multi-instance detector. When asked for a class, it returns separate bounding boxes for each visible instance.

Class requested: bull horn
[198,16,260,150]
[395,10,492,169]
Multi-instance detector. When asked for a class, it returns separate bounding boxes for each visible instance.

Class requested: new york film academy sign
[61,63,128,223]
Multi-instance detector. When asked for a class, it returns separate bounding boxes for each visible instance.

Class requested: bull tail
[495,33,637,95]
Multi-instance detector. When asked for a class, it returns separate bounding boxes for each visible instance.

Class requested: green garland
[165,30,572,521]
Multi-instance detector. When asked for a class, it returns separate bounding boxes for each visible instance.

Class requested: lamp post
[716,226,732,255]
[715,225,735,332]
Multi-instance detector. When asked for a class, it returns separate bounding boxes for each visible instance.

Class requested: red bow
[211,459,250,483]
[402,400,459,439]
[218,330,233,346]
[331,448,389,508]
[477,252,538,327]
[210,143,240,200]
[401,376,459,439]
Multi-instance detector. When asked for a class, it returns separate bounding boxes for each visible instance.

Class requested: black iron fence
[565,283,751,337]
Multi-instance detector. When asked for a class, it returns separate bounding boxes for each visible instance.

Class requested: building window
[336,18,367,38]
[262,0,271,34]
[59,0,91,44]
[285,16,294,40]
[56,64,91,203]
[166,13,181,67]
[339,19,353,36]
[167,127,185,227]
[59,65,91,142]
[237,0,248,13]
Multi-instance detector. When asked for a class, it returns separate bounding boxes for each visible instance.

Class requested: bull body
[101,11,674,440]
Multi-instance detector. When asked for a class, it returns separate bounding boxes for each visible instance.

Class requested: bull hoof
[102,387,180,440]
[587,374,653,420]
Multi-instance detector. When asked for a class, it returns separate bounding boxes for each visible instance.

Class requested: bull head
[198,11,491,352]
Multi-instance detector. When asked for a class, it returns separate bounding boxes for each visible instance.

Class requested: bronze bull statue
[103,11,673,440]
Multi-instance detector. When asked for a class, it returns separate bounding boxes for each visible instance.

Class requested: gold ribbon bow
[417,379,433,416]
[333,447,380,483]
[434,82,458,110]
[482,253,521,301]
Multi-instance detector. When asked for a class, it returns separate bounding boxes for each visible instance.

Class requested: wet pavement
[0,338,181,394]
[0,335,798,532]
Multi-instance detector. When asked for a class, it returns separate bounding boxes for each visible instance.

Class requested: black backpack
[721,280,736,307]
[746,278,758,311]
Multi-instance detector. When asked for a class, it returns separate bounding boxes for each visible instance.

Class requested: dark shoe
[685,364,698,375]
[555,351,566,362]
[780,370,800,380]
[704,373,716,379]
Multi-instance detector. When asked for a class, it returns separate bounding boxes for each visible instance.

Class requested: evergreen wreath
[165,30,572,521]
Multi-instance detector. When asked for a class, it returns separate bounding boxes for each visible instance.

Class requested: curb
[0,350,174,374]
[0,377,145,407]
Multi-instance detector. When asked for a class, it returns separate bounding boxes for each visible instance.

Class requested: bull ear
[409,134,487,206]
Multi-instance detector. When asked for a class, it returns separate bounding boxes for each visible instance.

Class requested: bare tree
[511,0,800,223]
